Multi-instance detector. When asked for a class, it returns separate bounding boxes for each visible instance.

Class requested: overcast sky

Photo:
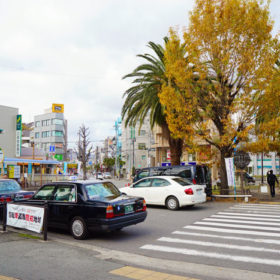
[0,0,279,148]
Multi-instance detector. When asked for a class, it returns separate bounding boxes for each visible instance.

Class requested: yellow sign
[52,104,64,113]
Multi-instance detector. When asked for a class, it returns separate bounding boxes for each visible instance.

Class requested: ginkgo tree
[159,0,280,193]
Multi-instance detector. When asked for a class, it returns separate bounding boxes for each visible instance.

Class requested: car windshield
[84,182,120,200]
[172,178,193,186]
[0,180,21,194]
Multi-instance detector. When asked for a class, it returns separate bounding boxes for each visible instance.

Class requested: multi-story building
[33,104,67,161]
[121,117,155,176]
[0,105,19,158]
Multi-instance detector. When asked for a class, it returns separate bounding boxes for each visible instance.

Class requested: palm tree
[122,39,183,166]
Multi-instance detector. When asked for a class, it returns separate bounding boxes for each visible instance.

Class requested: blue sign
[161,162,171,167]
[28,163,32,174]
[63,162,67,174]
[49,145,55,152]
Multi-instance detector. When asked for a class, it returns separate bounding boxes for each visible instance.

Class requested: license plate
[124,204,134,214]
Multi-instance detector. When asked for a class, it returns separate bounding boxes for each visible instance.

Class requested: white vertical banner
[225,157,235,187]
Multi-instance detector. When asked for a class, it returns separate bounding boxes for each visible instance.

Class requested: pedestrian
[267,170,279,198]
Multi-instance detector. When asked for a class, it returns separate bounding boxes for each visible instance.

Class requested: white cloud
[0,0,279,148]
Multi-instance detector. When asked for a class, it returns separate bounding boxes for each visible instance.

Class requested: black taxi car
[12,180,147,239]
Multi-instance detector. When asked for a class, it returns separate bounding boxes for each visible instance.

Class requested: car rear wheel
[166,196,179,210]
[70,217,88,240]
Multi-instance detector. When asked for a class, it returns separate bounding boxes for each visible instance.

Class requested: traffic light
[0,129,4,134]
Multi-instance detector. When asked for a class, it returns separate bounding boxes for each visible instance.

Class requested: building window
[139,130,146,136]
[42,131,51,138]
[141,155,146,160]
[42,119,51,126]
[52,118,64,125]
[35,121,40,127]
[52,131,63,137]
[138,143,146,150]
[35,132,40,139]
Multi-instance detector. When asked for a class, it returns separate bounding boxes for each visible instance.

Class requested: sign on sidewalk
[7,203,44,233]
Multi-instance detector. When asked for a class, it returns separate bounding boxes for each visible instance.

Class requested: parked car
[245,173,255,184]
[133,165,212,196]
[0,179,34,202]
[103,172,112,179]
[0,179,35,221]
[121,176,206,210]
[10,180,147,239]
[96,172,104,180]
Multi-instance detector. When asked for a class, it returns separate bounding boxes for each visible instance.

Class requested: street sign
[49,145,55,153]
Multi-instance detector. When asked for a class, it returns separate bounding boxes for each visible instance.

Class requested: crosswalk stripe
[218,212,280,218]
[228,207,280,214]
[184,225,280,237]
[173,230,280,245]
[158,237,280,254]
[211,214,280,222]
[195,221,280,231]
[233,204,280,209]
[245,203,280,207]
[203,218,280,226]
[230,206,280,213]
[140,244,280,266]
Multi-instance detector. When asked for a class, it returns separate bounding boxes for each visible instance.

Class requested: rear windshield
[84,182,120,200]
[0,180,21,194]
[173,178,193,186]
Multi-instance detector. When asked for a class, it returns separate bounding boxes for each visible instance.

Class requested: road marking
[203,218,280,226]
[184,225,280,237]
[195,221,280,231]
[230,206,280,212]
[158,237,280,254]
[211,214,280,222]
[233,204,280,209]
[110,266,198,280]
[246,203,280,207]
[0,276,18,280]
[218,212,280,218]
[228,208,280,214]
[140,245,280,266]
[173,231,280,245]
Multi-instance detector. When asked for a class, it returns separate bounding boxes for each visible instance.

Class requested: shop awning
[4,158,60,165]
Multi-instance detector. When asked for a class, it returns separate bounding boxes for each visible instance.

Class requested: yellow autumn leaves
[158,0,280,161]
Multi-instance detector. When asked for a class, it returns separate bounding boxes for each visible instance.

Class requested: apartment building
[33,104,67,161]
[121,117,155,176]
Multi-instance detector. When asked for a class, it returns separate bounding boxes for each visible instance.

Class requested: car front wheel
[166,196,179,210]
[70,216,88,240]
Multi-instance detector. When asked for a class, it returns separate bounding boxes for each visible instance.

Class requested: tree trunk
[161,122,183,166]
[169,137,183,166]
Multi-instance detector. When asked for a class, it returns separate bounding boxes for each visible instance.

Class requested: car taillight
[142,200,146,211]
[184,188,194,195]
[0,196,11,202]
[106,205,114,219]
[192,178,196,184]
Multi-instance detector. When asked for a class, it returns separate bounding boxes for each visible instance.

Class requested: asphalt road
[1,179,280,280]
